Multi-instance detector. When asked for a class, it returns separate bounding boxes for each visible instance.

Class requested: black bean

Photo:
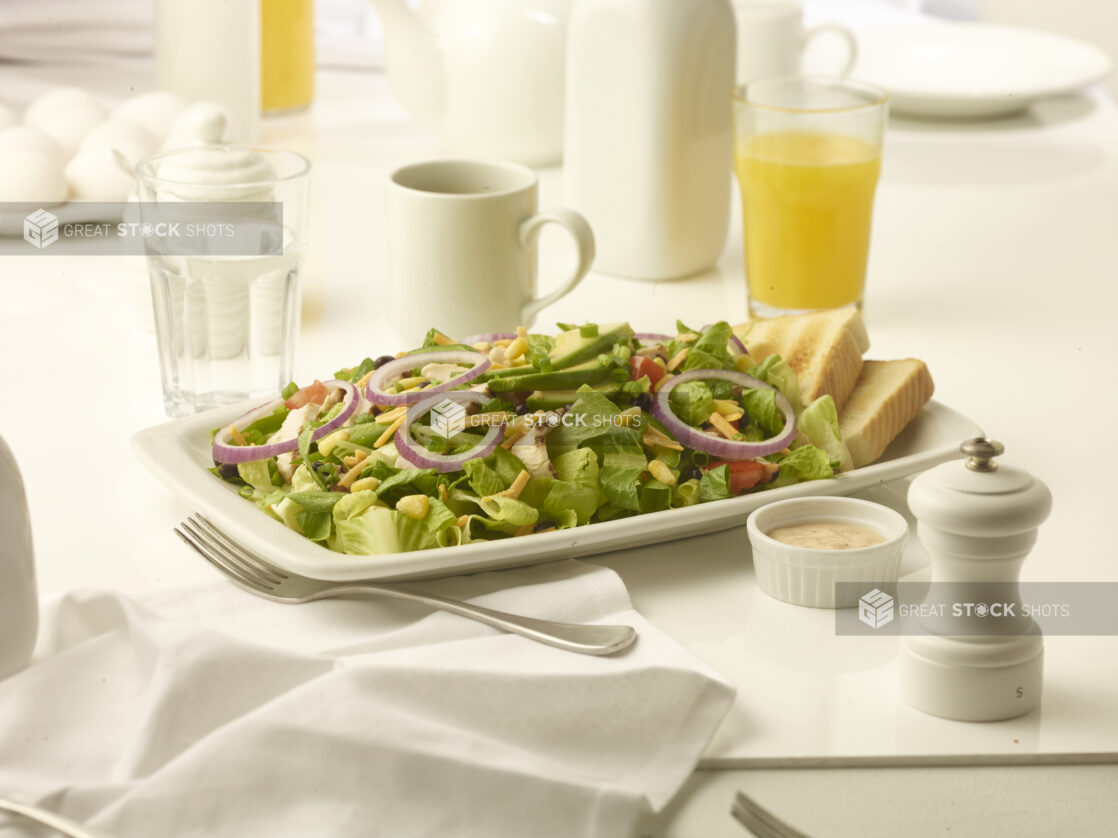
[635,393,652,412]
[514,401,531,415]
[373,354,396,369]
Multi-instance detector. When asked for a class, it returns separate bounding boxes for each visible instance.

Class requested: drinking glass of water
[136,146,310,416]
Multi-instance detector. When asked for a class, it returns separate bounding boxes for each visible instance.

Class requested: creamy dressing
[767,520,885,550]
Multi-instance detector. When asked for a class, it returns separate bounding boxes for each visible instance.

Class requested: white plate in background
[133,399,983,582]
[853,22,1113,118]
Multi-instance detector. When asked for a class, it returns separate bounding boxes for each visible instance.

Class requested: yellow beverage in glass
[732,78,888,317]
[262,0,315,113]
[735,132,881,311]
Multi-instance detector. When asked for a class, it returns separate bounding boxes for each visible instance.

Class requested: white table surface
[3,36,1118,838]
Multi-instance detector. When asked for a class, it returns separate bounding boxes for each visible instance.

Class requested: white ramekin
[746,496,909,608]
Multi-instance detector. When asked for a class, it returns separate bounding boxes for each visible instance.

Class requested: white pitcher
[370,0,570,165]
[0,434,37,679]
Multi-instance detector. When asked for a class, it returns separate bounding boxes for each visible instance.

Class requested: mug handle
[518,207,596,325]
[802,23,858,77]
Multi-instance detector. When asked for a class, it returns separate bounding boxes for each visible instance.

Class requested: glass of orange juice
[262,0,315,113]
[732,77,888,317]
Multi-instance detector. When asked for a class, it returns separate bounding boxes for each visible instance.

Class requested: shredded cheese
[375,413,406,448]
[643,426,684,451]
[497,469,531,501]
[374,405,407,425]
[666,347,689,372]
[709,411,739,440]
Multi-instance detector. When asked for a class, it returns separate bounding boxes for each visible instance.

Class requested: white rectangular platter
[133,399,982,582]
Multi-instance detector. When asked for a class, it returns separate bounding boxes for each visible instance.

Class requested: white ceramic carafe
[0,434,37,679]
[901,439,1052,722]
[564,0,736,280]
[371,0,571,165]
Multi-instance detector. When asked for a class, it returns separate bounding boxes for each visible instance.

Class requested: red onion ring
[461,332,516,346]
[633,332,671,343]
[652,369,796,459]
[364,350,490,407]
[212,379,358,464]
[308,378,358,440]
[395,391,505,473]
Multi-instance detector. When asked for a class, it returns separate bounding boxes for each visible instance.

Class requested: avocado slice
[548,322,634,370]
[475,365,534,383]
[489,359,611,393]
[526,382,620,411]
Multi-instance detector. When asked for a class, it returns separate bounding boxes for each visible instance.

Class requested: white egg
[0,103,16,131]
[0,125,68,165]
[0,148,68,203]
[112,91,188,143]
[80,119,157,166]
[36,101,106,156]
[162,100,232,148]
[25,86,102,128]
[65,146,136,202]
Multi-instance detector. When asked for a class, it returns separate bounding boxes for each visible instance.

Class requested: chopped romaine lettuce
[748,354,803,413]
[770,444,834,488]
[740,388,784,437]
[796,395,853,472]
[463,458,506,497]
[699,465,731,502]
[669,380,714,427]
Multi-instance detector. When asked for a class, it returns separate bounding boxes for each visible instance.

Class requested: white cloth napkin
[0,560,734,838]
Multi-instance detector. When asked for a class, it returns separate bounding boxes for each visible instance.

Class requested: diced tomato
[629,355,666,386]
[708,459,770,495]
[285,379,329,409]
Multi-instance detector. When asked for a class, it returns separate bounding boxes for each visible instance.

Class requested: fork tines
[731,791,810,838]
[174,514,289,592]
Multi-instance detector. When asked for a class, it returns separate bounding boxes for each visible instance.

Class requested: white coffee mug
[385,159,595,343]
[733,2,858,84]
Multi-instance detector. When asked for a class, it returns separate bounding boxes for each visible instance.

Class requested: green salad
[210,321,852,556]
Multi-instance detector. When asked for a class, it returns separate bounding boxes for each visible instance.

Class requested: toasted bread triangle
[839,359,935,468]
[733,309,869,409]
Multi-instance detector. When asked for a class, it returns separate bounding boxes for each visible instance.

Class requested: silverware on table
[174,514,637,656]
[731,791,810,838]
[0,798,106,838]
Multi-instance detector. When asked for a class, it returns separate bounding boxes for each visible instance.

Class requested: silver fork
[731,791,810,838]
[174,514,637,656]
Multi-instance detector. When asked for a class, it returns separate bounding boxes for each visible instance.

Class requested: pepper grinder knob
[961,437,1003,472]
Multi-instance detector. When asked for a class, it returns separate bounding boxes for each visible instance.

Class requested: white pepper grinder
[901,439,1051,722]
[0,434,37,679]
